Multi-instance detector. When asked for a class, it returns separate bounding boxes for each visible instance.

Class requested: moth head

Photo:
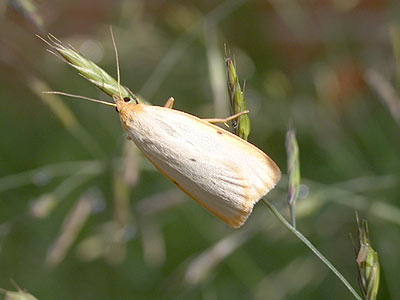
[114,95,131,112]
[113,95,139,131]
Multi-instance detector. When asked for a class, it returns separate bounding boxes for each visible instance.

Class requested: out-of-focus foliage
[1,283,38,300]
[0,0,399,299]
[286,128,300,228]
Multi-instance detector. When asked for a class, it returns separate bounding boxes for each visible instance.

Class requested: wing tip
[223,171,282,229]
[225,212,251,228]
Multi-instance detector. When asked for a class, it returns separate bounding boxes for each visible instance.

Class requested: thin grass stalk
[8,0,45,33]
[262,199,363,300]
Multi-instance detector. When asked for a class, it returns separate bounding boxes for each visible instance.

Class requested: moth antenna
[110,26,123,101]
[43,91,117,107]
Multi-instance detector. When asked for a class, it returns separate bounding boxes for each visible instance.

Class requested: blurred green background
[0,0,399,299]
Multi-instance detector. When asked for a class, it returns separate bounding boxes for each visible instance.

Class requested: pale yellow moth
[45,32,281,228]
[117,99,281,228]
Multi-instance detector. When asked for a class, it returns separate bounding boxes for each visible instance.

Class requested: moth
[43,32,281,228]
[115,96,281,228]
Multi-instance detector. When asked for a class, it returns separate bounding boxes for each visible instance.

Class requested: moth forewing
[120,103,281,228]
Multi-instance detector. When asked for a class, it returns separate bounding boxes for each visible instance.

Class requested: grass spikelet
[37,33,139,103]
[353,213,380,300]
[225,57,250,140]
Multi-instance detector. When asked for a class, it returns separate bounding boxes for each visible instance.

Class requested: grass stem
[262,198,363,300]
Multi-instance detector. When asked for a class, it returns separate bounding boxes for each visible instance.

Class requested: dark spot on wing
[217,130,223,135]
[190,158,196,162]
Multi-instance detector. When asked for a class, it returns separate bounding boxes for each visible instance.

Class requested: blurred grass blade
[75,221,131,265]
[0,1,6,16]
[112,159,133,227]
[389,24,400,86]
[139,0,246,99]
[112,142,139,229]
[46,189,95,267]
[0,282,38,300]
[0,160,100,193]
[364,69,400,127]
[8,0,45,33]
[225,57,250,140]
[28,78,105,158]
[353,213,380,300]
[286,128,300,228]
[136,189,185,216]
[205,25,229,118]
[30,163,103,218]
[1,290,38,300]
[184,227,254,286]
[39,33,139,103]
[139,218,166,268]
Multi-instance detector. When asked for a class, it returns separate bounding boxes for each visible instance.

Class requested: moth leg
[203,110,249,127]
[164,97,174,108]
